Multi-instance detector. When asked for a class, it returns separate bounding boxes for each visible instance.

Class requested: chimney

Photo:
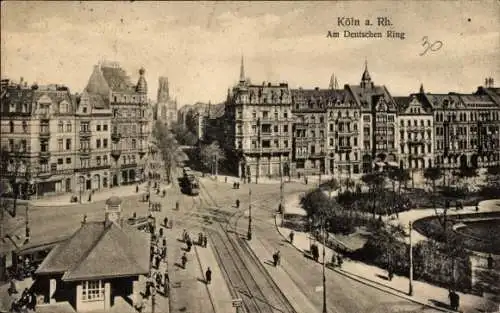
[104,196,123,227]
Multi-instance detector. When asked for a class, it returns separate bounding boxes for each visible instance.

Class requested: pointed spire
[361,59,371,82]
[329,73,335,89]
[239,55,245,83]
[136,67,147,94]
[419,83,425,93]
[335,77,339,89]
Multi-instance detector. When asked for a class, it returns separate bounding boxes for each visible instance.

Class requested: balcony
[79,147,91,156]
[111,132,121,142]
[111,148,122,158]
[40,111,51,120]
[335,146,352,153]
[121,163,138,169]
[74,164,110,173]
[39,129,50,138]
[38,151,51,159]
[309,151,327,158]
[79,129,92,137]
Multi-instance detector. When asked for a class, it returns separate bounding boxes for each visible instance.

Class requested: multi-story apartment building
[155,76,178,128]
[74,90,112,196]
[345,63,399,173]
[84,62,151,186]
[419,86,500,171]
[1,80,77,198]
[328,92,362,177]
[224,58,293,181]
[395,86,434,171]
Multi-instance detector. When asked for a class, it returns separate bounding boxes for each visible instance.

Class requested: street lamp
[408,220,414,296]
[322,218,329,313]
[247,188,252,241]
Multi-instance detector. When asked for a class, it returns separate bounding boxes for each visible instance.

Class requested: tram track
[196,177,297,313]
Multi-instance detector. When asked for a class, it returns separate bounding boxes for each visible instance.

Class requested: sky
[1,1,499,106]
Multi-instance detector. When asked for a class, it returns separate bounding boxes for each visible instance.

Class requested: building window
[96,139,101,149]
[284,140,288,148]
[81,280,104,302]
[96,156,101,166]
[262,111,269,119]
[262,140,270,148]
[66,157,71,164]
[10,121,14,133]
[103,155,108,164]
[58,139,63,151]
[274,125,279,133]
[103,124,108,131]
[132,139,137,149]
[363,115,370,122]
[82,107,88,113]
[57,158,63,165]
[283,125,288,133]
[58,121,64,133]
[66,122,72,132]
[103,139,108,148]
[9,139,14,151]
[284,112,288,119]
[66,139,71,150]
[354,138,358,146]
[41,140,49,152]
[97,124,101,131]
[22,121,27,132]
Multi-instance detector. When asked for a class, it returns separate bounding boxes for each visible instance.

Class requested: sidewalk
[30,182,171,207]
[194,244,234,313]
[247,236,318,313]
[275,214,500,313]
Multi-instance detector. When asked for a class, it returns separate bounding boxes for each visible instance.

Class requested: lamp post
[280,173,284,227]
[247,188,252,241]
[408,220,414,296]
[322,218,328,313]
[308,217,313,248]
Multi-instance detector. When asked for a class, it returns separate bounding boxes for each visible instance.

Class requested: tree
[341,177,355,192]
[368,223,407,276]
[387,168,410,195]
[361,172,386,218]
[152,121,184,184]
[171,123,198,146]
[423,167,443,195]
[0,144,29,217]
[199,141,226,175]
[300,189,332,219]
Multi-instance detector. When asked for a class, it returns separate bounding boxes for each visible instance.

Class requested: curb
[194,245,218,313]
[273,215,455,313]
[29,183,173,208]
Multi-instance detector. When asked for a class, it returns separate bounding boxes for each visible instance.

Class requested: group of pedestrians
[149,201,162,212]
[9,288,36,313]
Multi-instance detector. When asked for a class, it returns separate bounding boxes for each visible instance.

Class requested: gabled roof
[395,94,433,114]
[36,221,150,281]
[345,84,397,112]
[0,86,35,114]
[290,88,349,109]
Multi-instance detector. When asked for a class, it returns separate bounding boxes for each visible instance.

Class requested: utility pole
[409,220,414,296]
[280,172,284,227]
[247,188,252,241]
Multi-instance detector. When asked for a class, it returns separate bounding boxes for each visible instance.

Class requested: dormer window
[59,101,68,113]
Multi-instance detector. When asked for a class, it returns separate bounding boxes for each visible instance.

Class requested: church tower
[360,60,373,89]
[239,55,246,84]
[136,67,147,94]
[157,77,170,103]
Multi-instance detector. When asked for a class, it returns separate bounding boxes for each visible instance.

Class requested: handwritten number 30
[420,36,443,56]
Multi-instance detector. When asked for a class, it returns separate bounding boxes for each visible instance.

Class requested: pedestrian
[273,252,278,266]
[203,235,208,248]
[164,217,168,227]
[88,193,92,202]
[162,189,166,197]
[205,267,212,284]
[198,232,203,246]
[162,238,167,247]
[186,239,192,252]
[233,182,236,189]
[488,254,494,269]
[181,253,187,269]
[276,250,281,265]
[176,201,179,210]
[155,255,160,269]
[225,177,228,183]
[182,229,187,242]
[136,185,139,193]
[236,199,240,208]
[289,231,294,244]
[163,276,169,297]
[337,254,343,268]
[159,228,164,237]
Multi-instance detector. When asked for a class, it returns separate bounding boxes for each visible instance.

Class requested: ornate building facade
[395,87,434,171]
[74,90,113,198]
[84,62,151,186]
[225,58,293,181]
[1,80,77,198]
[345,63,399,173]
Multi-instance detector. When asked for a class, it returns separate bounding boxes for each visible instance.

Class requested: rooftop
[36,221,150,281]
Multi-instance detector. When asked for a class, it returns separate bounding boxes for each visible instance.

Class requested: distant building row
[218,58,500,181]
[0,62,155,199]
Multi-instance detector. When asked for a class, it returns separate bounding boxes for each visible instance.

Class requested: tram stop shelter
[34,196,150,312]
